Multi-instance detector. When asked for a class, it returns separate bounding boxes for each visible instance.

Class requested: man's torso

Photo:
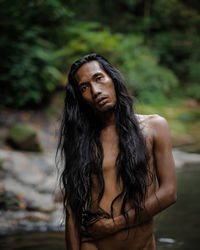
[81,115,157,250]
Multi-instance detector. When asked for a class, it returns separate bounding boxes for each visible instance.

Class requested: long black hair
[57,53,150,229]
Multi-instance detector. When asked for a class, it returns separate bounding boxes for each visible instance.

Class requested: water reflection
[0,168,199,249]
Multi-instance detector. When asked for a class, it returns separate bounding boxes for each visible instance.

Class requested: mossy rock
[7,123,42,152]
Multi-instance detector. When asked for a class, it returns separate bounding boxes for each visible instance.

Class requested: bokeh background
[0,0,200,249]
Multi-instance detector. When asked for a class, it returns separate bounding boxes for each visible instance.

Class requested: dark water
[155,167,200,250]
[0,232,65,250]
[0,168,200,250]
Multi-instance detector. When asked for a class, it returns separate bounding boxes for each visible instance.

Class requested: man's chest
[100,129,119,172]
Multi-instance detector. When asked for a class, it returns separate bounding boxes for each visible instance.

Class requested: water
[1,168,200,250]
[155,167,200,249]
[0,232,65,250]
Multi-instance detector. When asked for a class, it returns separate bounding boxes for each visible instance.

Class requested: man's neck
[98,111,116,129]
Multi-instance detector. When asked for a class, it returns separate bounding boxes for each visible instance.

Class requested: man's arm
[65,204,81,250]
[114,115,177,228]
[83,115,177,239]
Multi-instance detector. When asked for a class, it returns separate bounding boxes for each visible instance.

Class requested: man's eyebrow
[78,81,89,87]
[92,72,103,78]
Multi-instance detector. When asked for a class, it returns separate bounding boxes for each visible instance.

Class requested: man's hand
[81,209,136,241]
[82,218,115,240]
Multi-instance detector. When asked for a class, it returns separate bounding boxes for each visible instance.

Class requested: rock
[36,175,58,193]
[50,203,64,230]
[24,212,50,222]
[173,149,200,169]
[1,211,50,222]
[37,128,58,150]
[1,177,55,212]
[6,123,42,152]
[0,149,44,186]
[0,214,19,235]
[26,150,56,175]
[54,190,63,203]
[0,208,63,235]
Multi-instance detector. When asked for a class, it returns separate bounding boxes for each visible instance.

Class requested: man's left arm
[83,115,177,238]
[126,115,177,225]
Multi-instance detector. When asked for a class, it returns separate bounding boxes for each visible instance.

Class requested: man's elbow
[167,186,177,205]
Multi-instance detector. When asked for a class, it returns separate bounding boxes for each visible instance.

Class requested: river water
[155,167,200,249]
[0,167,199,250]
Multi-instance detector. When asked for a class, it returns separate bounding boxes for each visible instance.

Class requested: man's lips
[96,96,108,105]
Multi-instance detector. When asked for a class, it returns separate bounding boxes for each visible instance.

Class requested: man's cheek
[86,100,95,107]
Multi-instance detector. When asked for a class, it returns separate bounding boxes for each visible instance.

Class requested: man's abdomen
[93,219,155,250]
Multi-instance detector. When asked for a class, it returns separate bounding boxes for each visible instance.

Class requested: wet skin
[65,61,177,250]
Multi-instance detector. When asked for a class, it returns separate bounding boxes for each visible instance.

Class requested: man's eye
[96,76,103,81]
[80,85,88,93]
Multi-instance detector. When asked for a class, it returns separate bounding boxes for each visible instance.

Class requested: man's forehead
[75,61,105,83]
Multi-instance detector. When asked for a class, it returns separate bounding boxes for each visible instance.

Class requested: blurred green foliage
[0,0,72,107]
[0,0,199,108]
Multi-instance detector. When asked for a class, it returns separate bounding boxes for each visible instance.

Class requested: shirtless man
[58,53,177,250]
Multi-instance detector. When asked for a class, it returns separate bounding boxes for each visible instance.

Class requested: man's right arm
[65,205,81,250]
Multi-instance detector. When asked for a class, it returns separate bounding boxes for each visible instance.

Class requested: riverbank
[1,147,200,236]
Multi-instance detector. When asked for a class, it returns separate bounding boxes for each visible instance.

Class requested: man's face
[75,61,117,113]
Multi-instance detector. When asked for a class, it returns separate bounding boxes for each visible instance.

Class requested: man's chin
[96,103,116,113]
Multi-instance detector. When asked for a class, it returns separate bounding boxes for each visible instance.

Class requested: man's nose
[91,83,102,99]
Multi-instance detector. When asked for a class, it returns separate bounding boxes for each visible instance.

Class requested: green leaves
[0,0,72,108]
[114,34,178,103]
[1,0,199,108]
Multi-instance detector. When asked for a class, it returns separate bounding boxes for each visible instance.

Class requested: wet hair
[57,53,150,231]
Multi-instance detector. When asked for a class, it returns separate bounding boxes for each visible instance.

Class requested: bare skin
[65,61,177,250]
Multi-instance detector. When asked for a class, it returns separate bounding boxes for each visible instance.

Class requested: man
[58,53,177,250]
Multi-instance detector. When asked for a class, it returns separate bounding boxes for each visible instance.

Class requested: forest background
[1,0,200,151]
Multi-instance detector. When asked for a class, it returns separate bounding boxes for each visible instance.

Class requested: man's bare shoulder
[136,114,170,139]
